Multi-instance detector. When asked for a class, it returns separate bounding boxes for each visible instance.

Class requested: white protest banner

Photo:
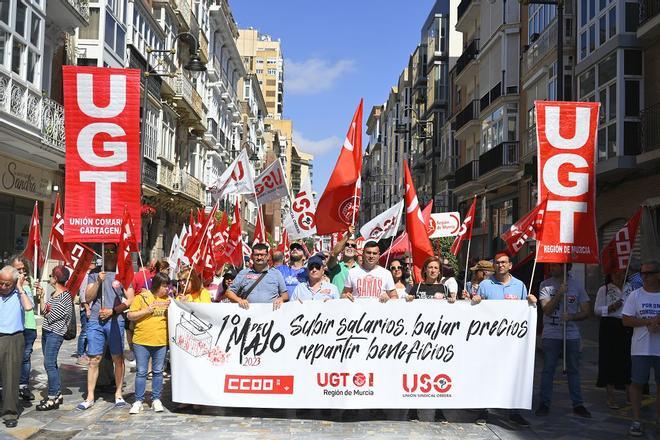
[284,178,316,239]
[245,159,289,205]
[428,212,462,238]
[169,300,536,409]
[360,200,403,241]
[209,149,255,200]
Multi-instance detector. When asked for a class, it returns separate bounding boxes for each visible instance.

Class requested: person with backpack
[36,265,73,411]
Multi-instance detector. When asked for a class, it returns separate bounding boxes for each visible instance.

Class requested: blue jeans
[20,328,37,387]
[42,330,65,397]
[77,307,89,357]
[133,343,167,402]
[540,338,583,407]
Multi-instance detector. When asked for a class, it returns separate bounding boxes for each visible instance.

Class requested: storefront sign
[0,156,54,200]
[535,101,599,263]
[169,300,537,409]
[63,66,141,242]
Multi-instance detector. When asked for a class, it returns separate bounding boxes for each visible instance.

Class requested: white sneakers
[129,401,143,415]
[152,400,164,412]
[129,400,164,414]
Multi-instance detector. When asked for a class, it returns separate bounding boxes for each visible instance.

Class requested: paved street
[0,313,658,440]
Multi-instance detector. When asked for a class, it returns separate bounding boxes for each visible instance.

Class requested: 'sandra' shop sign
[1,159,52,199]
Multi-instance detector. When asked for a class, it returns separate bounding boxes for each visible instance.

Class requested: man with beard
[276,242,308,297]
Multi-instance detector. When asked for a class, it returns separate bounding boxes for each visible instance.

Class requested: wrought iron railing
[454,160,479,187]
[455,39,479,77]
[640,102,660,153]
[640,0,660,24]
[479,141,519,176]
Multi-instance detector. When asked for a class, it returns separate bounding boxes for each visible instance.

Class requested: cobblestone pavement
[0,314,658,440]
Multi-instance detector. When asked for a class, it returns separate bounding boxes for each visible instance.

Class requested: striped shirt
[43,291,73,336]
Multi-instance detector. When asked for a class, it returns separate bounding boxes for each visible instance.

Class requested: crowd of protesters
[1,237,659,437]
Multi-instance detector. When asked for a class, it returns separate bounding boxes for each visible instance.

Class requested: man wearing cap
[464,260,494,299]
[225,243,288,309]
[276,242,308,297]
[342,240,397,302]
[291,255,339,301]
[327,225,357,293]
[472,252,536,427]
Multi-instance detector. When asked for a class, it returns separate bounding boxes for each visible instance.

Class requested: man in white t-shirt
[342,241,397,303]
[622,260,660,437]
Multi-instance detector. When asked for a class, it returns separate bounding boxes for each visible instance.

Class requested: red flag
[185,203,218,264]
[450,196,477,256]
[22,201,44,271]
[48,194,72,265]
[211,212,229,269]
[65,243,95,295]
[116,210,139,288]
[224,201,244,267]
[315,100,363,235]
[277,229,290,263]
[601,207,643,274]
[403,163,434,281]
[500,198,549,256]
[253,209,266,245]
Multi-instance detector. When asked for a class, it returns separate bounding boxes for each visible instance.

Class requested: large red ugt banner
[63,67,141,243]
[535,101,599,264]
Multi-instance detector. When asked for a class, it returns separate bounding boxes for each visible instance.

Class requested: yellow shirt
[129,290,169,346]
[185,288,212,303]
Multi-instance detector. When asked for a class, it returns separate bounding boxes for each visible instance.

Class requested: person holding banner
[406,257,456,303]
[593,269,633,409]
[464,260,494,299]
[127,273,171,415]
[77,248,135,411]
[342,241,397,302]
[10,256,38,402]
[176,269,211,303]
[225,243,288,310]
[388,259,409,299]
[536,263,591,418]
[0,265,34,428]
[473,252,535,427]
[291,255,339,301]
[622,260,660,437]
[327,225,357,293]
[277,242,308,297]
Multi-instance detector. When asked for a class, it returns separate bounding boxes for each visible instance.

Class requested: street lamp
[144,32,207,78]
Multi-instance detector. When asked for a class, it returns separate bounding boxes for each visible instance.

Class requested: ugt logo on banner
[535,101,600,263]
[63,67,141,243]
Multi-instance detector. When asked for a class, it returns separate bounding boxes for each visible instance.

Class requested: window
[12,40,24,75]
[143,104,158,161]
[598,53,616,84]
[625,3,639,32]
[0,30,7,67]
[256,69,263,74]
[580,31,587,59]
[0,0,9,25]
[267,68,276,75]
[624,50,642,75]
[599,16,606,45]
[15,2,26,37]
[580,0,587,26]
[528,4,556,42]
[608,7,616,38]
[625,81,639,117]
[26,50,38,83]
[589,24,595,52]
[104,12,125,58]
[579,68,595,98]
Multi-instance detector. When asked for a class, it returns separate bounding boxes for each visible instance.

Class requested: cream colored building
[237,28,284,119]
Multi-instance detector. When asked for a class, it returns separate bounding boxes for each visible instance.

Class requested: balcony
[453,160,480,194]
[171,73,204,125]
[456,0,480,32]
[174,0,192,31]
[638,0,660,40]
[142,159,158,188]
[478,141,520,185]
[453,99,480,139]
[523,124,538,161]
[198,29,209,63]
[157,162,175,191]
[175,172,203,204]
[455,39,479,78]
[46,0,89,30]
[0,71,65,152]
[638,102,660,167]
[207,56,221,82]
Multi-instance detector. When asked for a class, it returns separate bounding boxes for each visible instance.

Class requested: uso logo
[402,374,452,394]
[224,375,294,394]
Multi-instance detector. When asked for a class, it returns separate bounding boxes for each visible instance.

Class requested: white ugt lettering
[547,200,587,243]
[77,123,127,167]
[80,171,126,214]
[76,74,126,118]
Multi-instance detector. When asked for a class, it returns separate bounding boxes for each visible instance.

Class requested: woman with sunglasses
[36,265,73,411]
[388,259,409,299]
[291,256,339,301]
[176,268,211,303]
[406,256,457,303]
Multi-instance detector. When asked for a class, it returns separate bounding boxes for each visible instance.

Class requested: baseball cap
[307,255,324,269]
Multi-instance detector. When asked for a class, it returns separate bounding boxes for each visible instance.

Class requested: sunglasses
[389,266,402,271]
[0,281,13,287]
[16,268,27,273]
[308,263,323,271]
[345,244,357,249]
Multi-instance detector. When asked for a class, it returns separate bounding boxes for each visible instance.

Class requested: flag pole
[562,263,568,374]
[39,236,53,312]
[463,237,472,294]
[136,251,149,291]
[182,201,217,296]
[528,244,540,296]
[350,178,359,238]
[384,203,404,271]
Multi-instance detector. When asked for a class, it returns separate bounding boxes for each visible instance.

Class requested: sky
[231,0,437,195]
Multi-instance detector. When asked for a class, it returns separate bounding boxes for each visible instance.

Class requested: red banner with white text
[535,101,599,263]
[63,66,141,242]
